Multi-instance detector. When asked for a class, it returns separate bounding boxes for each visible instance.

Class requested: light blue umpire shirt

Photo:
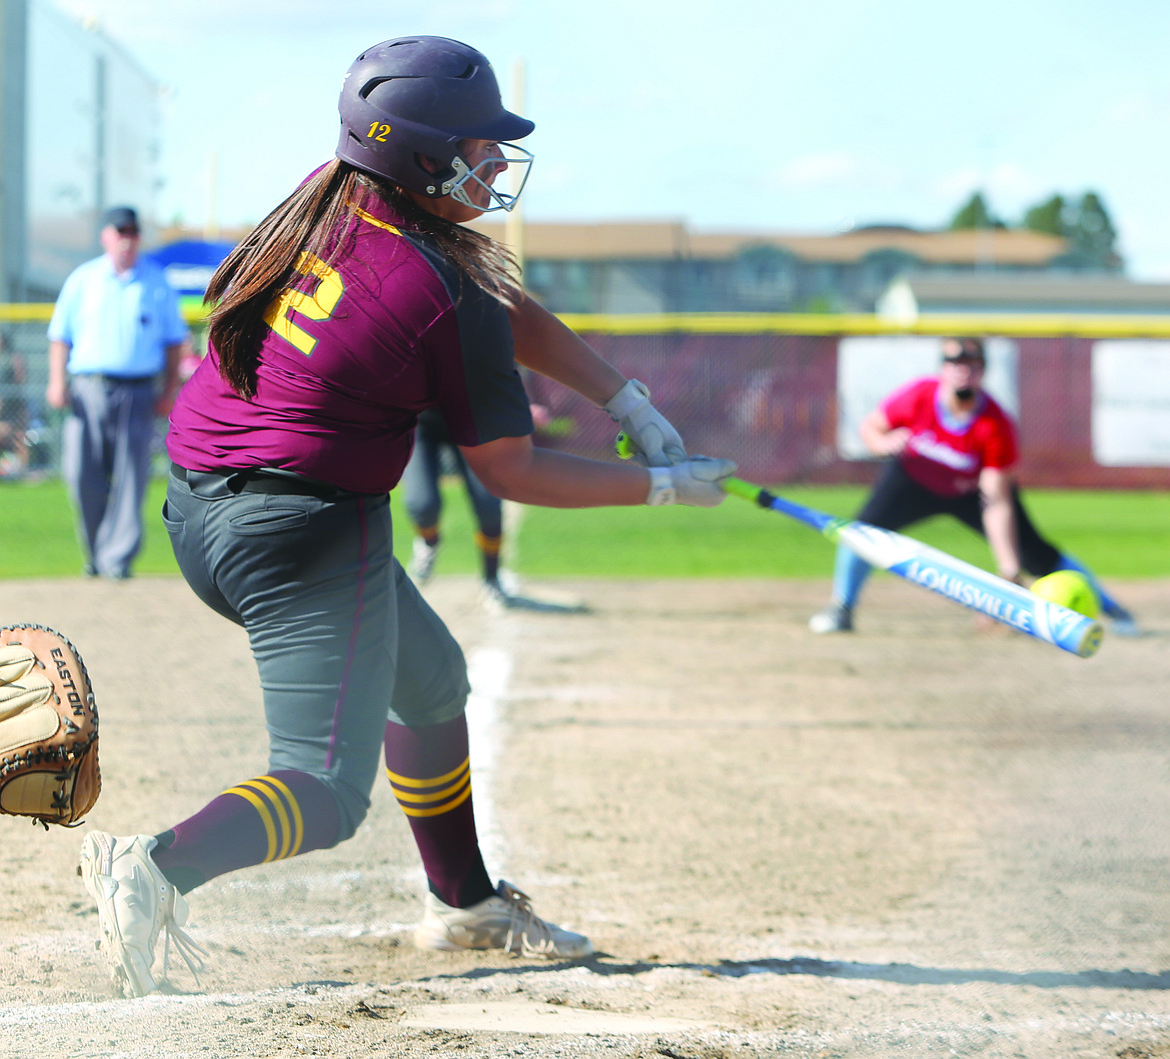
[47,254,187,377]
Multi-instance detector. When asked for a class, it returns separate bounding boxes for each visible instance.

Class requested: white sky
[56,0,1170,279]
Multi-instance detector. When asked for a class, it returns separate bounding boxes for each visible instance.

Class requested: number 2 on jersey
[263,252,345,356]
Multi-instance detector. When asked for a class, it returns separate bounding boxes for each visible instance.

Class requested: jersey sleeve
[879,377,930,428]
[47,269,81,344]
[979,402,1019,470]
[428,282,533,447]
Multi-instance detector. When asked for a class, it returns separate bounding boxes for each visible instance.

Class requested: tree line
[949,190,1120,269]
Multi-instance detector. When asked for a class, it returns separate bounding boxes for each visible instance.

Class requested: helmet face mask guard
[445,143,532,213]
[336,36,534,213]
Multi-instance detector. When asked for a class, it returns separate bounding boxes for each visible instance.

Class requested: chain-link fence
[1,312,59,479]
[3,307,1170,489]
[532,321,1170,490]
[0,311,208,482]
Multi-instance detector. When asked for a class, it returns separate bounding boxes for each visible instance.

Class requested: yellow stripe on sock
[474,532,502,556]
[253,775,305,858]
[386,758,474,817]
[386,757,470,789]
[223,775,303,862]
[396,775,473,817]
[389,765,470,806]
[223,783,278,862]
[239,779,294,860]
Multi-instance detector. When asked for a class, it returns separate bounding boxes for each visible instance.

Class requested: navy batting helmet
[336,36,534,212]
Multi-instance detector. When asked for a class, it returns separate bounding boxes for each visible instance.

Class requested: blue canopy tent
[147,239,236,314]
[147,239,235,377]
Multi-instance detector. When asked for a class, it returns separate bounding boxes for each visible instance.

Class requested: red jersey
[167,188,532,494]
[880,377,1018,497]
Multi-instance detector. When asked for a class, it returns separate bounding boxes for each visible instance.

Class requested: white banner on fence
[1092,340,1170,466]
[836,336,1020,460]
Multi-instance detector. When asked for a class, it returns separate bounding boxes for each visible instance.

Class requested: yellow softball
[1030,571,1101,619]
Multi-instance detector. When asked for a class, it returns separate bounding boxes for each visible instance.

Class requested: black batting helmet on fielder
[336,35,535,213]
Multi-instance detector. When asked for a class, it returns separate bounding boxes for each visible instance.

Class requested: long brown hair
[205,159,521,398]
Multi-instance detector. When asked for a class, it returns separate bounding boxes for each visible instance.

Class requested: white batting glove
[646,456,737,507]
[603,379,687,467]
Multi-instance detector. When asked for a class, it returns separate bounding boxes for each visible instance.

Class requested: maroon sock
[152,770,340,893]
[384,714,494,908]
[476,532,502,583]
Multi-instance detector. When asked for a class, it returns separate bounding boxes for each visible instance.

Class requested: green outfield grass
[1,477,1167,580]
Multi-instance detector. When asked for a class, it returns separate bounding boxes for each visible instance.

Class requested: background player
[404,403,569,612]
[77,34,734,997]
[810,336,1138,636]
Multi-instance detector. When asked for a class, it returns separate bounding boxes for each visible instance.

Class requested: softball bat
[723,478,1103,659]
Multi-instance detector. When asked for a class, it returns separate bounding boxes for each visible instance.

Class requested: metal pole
[504,58,526,284]
[0,0,29,300]
[94,51,107,254]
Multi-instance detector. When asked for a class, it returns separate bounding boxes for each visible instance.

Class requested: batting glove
[604,380,687,467]
[646,457,737,507]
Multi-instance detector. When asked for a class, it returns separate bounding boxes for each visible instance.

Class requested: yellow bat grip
[616,436,761,501]
[721,477,762,502]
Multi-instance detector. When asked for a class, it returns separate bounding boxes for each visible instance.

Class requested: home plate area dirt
[2,574,1169,1058]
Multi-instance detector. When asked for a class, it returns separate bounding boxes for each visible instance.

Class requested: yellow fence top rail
[557,312,1170,338]
[0,304,55,322]
[5,303,1170,338]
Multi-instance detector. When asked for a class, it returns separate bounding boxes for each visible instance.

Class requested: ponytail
[205,161,522,398]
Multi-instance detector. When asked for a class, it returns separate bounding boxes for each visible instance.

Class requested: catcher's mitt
[0,624,100,827]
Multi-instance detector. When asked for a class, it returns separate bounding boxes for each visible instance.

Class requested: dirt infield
[3,573,1170,1058]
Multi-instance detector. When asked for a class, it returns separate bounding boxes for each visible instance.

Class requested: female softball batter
[79,35,735,997]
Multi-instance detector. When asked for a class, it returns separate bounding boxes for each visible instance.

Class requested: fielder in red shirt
[809,337,1137,635]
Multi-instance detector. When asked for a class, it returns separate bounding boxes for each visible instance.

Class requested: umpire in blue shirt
[46,206,188,580]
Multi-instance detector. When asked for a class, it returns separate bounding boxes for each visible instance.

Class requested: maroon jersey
[167,195,532,494]
[881,377,1018,497]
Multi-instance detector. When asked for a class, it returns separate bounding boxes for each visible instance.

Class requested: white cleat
[480,579,589,614]
[809,602,853,633]
[414,880,593,959]
[409,538,441,584]
[79,831,206,997]
[479,577,514,613]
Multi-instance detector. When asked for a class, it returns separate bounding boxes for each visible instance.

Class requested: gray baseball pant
[162,466,471,840]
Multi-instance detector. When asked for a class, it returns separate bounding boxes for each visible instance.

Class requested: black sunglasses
[942,355,984,365]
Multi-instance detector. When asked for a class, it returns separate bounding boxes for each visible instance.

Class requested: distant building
[878,274,1170,324]
[470,220,1103,315]
[144,216,1131,321]
[0,0,164,301]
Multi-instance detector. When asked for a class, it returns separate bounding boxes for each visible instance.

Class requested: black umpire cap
[101,206,140,233]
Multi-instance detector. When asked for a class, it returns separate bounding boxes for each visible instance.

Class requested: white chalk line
[465,644,511,875]
[0,596,522,1025]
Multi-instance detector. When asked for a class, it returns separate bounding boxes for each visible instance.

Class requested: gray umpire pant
[62,374,156,579]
